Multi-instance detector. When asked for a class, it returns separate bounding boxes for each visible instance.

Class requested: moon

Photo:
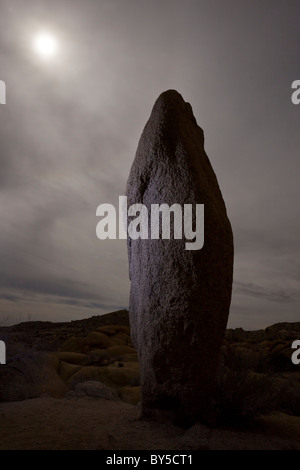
[32,31,59,60]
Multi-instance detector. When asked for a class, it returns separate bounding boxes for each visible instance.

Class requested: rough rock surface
[126,90,234,424]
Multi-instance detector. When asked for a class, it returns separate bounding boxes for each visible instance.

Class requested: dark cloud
[0,276,98,301]
[234,281,297,304]
[58,299,126,311]
[0,294,19,303]
[0,0,299,327]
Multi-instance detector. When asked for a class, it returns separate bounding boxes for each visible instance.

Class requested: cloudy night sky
[0,0,299,329]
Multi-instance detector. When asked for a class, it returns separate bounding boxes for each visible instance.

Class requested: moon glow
[32,31,59,60]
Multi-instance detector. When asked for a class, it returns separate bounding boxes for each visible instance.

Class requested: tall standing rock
[126,90,233,424]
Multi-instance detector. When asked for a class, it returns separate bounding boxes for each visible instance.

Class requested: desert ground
[0,310,299,450]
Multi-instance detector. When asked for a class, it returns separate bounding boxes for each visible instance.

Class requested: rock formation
[126,90,234,424]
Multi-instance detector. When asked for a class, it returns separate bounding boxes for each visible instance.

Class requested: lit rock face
[126,90,233,424]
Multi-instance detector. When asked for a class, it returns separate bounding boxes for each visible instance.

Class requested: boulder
[126,90,233,424]
[66,381,120,401]
[54,352,90,366]
[0,352,67,401]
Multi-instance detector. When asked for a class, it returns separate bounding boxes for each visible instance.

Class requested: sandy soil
[0,396,299,450]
